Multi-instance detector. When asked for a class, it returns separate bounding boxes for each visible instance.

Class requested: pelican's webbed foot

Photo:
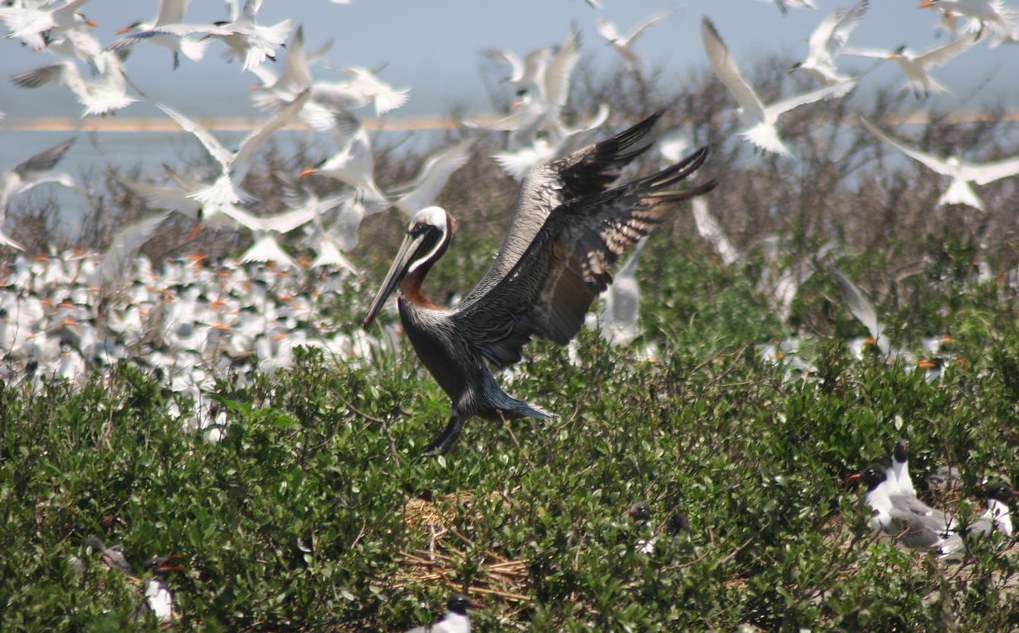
[422,413,464,456]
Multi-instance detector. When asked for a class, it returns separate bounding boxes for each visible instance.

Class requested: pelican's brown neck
[400,266,441,309]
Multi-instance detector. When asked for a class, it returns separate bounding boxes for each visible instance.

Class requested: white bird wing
[806,9,844,62]
[859,117,954,175]
[156,102,234,169]
[10,60,75,89]
[0,8,52,47]
[256,207,316,233]
[122,180,201,216]
[240,233,297,268]
[96,212,171,288]
[830,265,888,354]
[692,197,740,265]
[234,89,310,168]
[962,154,1019,185]
[657,128,691,163]
[13,136,77,180]
[623,12,667,45]
[841,46,893,59]
[701,17,766,120]
[343,66,409,115]
[828,0,869,56]
[306,36,334,65]
[62,27,103,59]
[915,35,977,67]
[52,0,89,24]
[482,48,525,82]
[493,145,551,181]
[595,17,621,42]
[242,0,263,21]
[145,23,233,36]
[394,138,476,214]
[765,79,854,118]
[544,26,581,108]
[156,0,190,26]
[279,24,311,90]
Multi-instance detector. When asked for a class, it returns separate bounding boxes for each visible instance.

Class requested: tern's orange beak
[917,0,934,8]
[85,18,98,28]
[298,167,317,179]
[917,358,938,369]
[114,25,132,34]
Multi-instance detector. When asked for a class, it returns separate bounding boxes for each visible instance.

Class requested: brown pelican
[362,113,715,454]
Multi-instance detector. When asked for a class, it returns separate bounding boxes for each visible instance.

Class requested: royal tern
[11,51,137,117]
[790,1,869,85]
[595,12,668,67]
[843,35,977,97]
[860,116,1019,211]
[481,46,553,97]
[829,264,890,355]
[134,0,291,72]
[391,139,476,218]
[919,0,1019,47]
[1,137,78,250]
[701,17,854,157]
[691,197,740,266]
[0,0,95,50]
[156,89,310,209]
[404,593,480,633]
[756,0,817,15]
[599,237,647,346]
[468,26,581,146]
[298,112,387,204]
[108,0,208,70]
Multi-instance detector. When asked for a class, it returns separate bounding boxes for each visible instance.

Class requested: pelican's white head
[411,206,448,231]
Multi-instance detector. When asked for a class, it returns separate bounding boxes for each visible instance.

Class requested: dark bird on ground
[363,113,716,454]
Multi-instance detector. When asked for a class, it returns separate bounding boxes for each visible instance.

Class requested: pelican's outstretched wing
[464,112,662,303]
[454,147,715,367]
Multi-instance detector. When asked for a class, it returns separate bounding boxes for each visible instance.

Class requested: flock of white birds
[0,0,1018,450]
[2,0,1018,625]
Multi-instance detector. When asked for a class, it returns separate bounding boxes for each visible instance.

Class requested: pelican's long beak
[363,231,425,328]
[298,167,318,179]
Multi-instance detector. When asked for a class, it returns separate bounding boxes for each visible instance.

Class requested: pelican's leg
[422,411,464,456]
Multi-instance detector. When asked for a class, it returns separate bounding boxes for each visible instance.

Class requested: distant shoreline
[0,114,502,133]
[0,110,1015,132]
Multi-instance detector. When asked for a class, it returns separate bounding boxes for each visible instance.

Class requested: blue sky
[0,0,1017,119]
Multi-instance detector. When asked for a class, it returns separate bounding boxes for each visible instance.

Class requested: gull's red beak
[846,472,862,483]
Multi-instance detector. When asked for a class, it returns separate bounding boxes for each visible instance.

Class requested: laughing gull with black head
[849,463,954,551]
